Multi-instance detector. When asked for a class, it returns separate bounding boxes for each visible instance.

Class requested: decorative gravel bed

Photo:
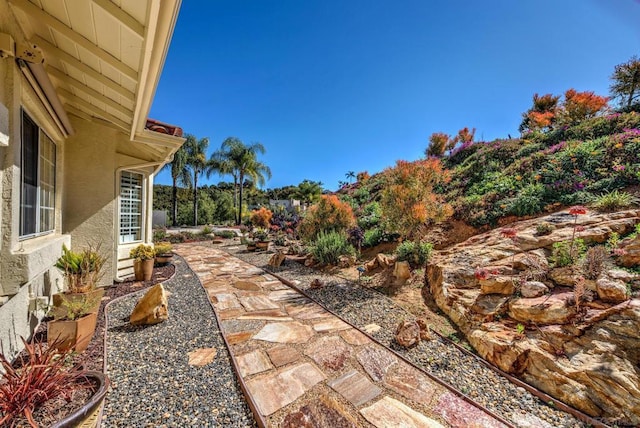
[226,243,587,428]
[103,255,256,427]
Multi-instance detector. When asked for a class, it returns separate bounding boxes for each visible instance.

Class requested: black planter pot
[50,371,110,428]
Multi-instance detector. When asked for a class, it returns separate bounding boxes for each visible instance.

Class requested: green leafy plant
[606,232,620,251]
[516,323,525,335]
[252,228,270,242]
[0,338,92,427]
[129,244,155,260]
[535,222,554,236]
[152,228,167,242]
[363,228,384,248]
[592,190,639,212]
[201,225,213,235]
[154,242,173,256]
[214,230,237,239]
[50,294,101,321]
[309,231,355,265]
[55,244,106,293]
[551,239,586,267]
[395,241,434,268]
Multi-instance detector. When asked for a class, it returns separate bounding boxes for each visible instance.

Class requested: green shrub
[309,231,355,265]
[201,225,213,235]
[363,228,384,247]
[152,228,167,243]
[358,202,382,229]
[551,238,586,267]
[535,222,554,235]
[509,183,544,216]
[395,241,433,268]
[298,195,356,242]
[591,190,639,212]
[214,230,237,239]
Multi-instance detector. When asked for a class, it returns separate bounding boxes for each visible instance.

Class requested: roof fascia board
[130,0,182,141]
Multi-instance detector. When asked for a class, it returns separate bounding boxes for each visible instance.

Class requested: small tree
[558,89,609,126]
[519,93,560,132]
[380,159,453,240]
[298,195,355,241]
[610,56,640,111]
[425,132,450,157]
[250,207,273,229]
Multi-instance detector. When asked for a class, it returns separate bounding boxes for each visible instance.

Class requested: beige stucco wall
[0,0,70,360]
[63,116,158,284]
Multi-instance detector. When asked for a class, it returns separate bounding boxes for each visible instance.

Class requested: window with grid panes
[119,171,143,244]
[20,110,56,238]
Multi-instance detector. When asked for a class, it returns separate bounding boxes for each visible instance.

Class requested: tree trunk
[237,173,244,225]
[233,176,239,224]
[193,173,198,226]
[627,69,639,109]
[172,177,178,227]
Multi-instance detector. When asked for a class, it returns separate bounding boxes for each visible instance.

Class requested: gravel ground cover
[226,243,588,428]
[103,255,256,427]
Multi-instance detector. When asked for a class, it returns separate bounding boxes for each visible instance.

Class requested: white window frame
[20,108,56,239]
[118,170,145,244]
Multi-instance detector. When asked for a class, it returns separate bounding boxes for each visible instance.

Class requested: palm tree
[346,171,356,183]
[184,134,209,226]
[161,145,191,227]
[210,138,271,225]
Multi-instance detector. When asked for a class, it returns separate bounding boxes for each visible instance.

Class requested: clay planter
[154,253,174,266]
[50,371,110,428]
[256,241,270,251]
[51,288,104,319]
[133,259,154,281]
[48,312,98,353]
[246,243,257,252]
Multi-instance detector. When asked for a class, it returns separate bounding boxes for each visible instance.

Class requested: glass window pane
[21,112,38,236]
[119,171,143,244]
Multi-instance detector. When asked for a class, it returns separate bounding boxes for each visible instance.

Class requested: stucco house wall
[0,0,184,360]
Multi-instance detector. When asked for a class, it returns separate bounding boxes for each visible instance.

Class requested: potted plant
[246,239,257,252]
[0,338,109,428]
[154,242,174,265]
[47,294,100,353]
[52,244,106,318]
[252,228,270,251]
[130,244,155,281]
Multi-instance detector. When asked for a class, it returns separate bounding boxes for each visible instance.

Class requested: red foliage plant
[0,338,91,427]
[561,89,609,125]
[500,227,518,241]
[380,159,453,240]
[569,205,587,216]
[249,207,273,229]
[356,171,370,182]
[298,195,355,241]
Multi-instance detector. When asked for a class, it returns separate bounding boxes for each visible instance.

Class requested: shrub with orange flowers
[298,195,356,241]
[380,159,453,240]
[356,171,370,182]
[249,207,273,229]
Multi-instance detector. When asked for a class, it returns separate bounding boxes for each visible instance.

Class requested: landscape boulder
[619,236,640,267]
[596,277,629,303]
[130,283,169,325]
[268,250,286,267]
[520,281,549,298]
[395,320,421,348]
[392,261,411,286]
[479,276,515,295]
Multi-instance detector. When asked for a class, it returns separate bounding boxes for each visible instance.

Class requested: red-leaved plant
[0,338,91,427]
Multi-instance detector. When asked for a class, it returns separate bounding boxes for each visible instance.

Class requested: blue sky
[150,0,640,191]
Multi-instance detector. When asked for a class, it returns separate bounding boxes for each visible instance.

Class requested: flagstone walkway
[176,243,510,428]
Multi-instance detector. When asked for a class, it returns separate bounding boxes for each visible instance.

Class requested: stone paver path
[176,243,509,427]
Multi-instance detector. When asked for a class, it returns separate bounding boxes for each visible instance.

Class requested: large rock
[479,276,515,295]
[130,283,169,325]
[426,209,640,424]
[596,277,629,303]
[395,320,420,348]
[391,261,411,286]
[268,250,286,267]
[520,281,548,298]
[619,236,640,267]
[508,293,575,325]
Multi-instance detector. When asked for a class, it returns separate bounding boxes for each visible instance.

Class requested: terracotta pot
[154,253,174,266]
[51,288,104,319]
[50,371,110,428]
[247,244,257,252]
[134,259,154,281]
[48,312,98,353]
[256,241,269,251]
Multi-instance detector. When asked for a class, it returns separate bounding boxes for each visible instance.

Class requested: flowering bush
[298,195,356,242]
[249,207,273,229]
